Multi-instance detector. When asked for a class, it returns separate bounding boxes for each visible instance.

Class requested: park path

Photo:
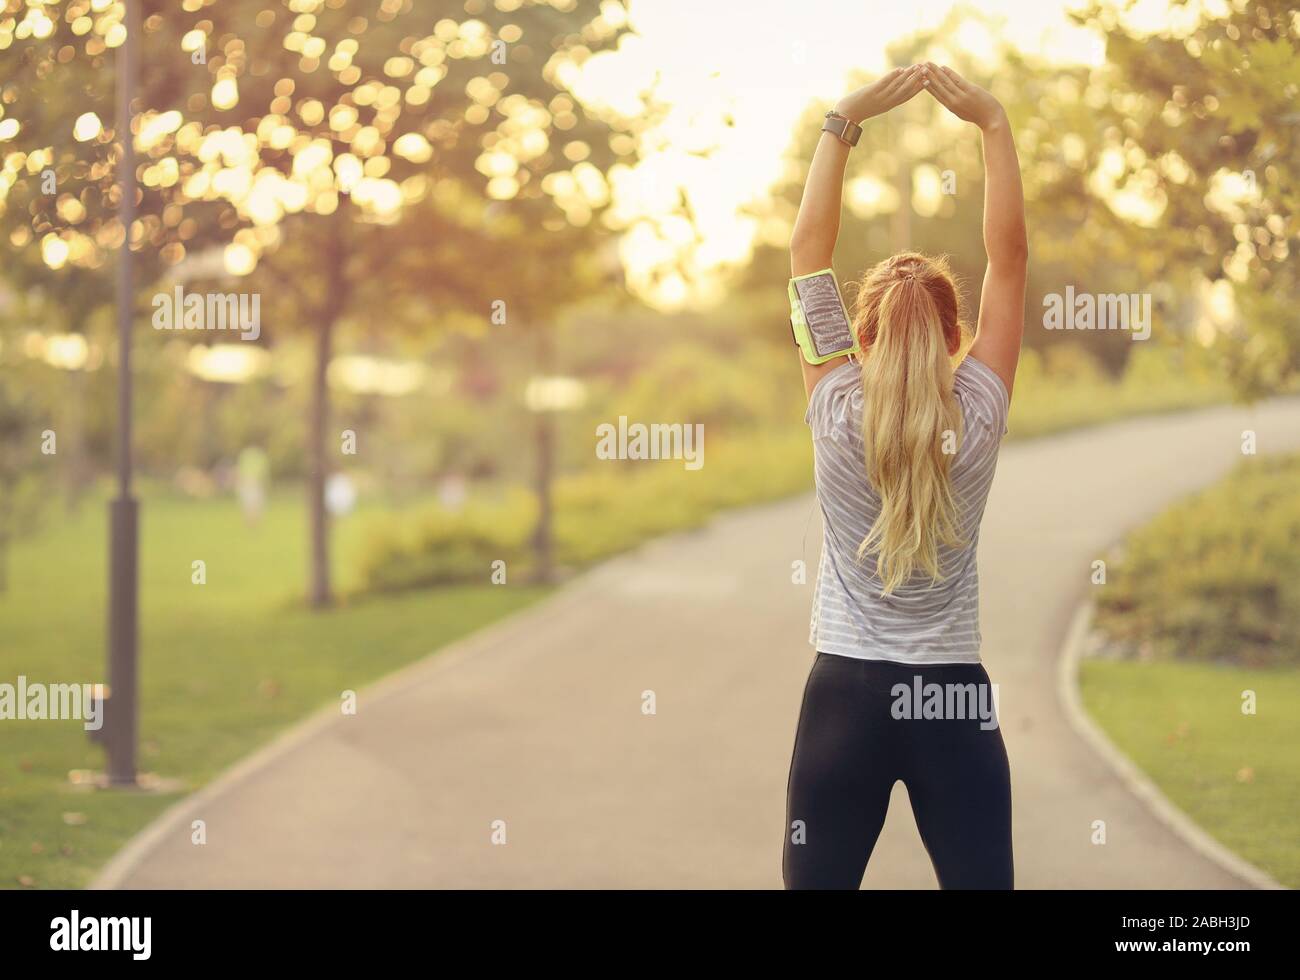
[105,398,1300,888]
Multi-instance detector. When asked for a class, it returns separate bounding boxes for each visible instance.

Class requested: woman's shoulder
[804,360,861,437]
[954,353,1010,438]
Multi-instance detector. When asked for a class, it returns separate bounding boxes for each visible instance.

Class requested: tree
[740,10,1152,373]
[1069,0,1299,396]
[1,1,636,605]
[0,366,52,592]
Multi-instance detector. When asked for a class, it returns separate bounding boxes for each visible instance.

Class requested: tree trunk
[307,310,333,608]
[531,322,555,584]
[306,219,347,609]
[532,408,555,584]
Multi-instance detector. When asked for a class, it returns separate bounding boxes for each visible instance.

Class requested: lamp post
[103,0,140,787]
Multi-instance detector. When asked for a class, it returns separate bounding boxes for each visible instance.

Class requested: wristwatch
[822,110,862,147]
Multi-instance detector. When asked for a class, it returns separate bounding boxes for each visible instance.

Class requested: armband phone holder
[789,268,859,364]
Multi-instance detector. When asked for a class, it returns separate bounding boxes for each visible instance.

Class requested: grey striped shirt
[805,354,1009,664]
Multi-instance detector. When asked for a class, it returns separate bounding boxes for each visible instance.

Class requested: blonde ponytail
[851,254,967,594]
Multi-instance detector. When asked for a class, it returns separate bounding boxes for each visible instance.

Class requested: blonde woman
[784,63,1027,889]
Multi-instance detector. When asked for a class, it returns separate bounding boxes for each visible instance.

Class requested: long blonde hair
[851,252,967,595]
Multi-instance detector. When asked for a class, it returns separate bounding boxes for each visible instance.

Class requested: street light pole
[105,0,139,787]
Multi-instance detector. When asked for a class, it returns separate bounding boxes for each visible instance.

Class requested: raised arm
[790,66,925,396]
[923,64,1028,399]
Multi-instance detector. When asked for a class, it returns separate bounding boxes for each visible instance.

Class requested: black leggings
[783,653,1013,889]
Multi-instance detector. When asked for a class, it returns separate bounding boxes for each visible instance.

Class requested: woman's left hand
[833,65,926,124]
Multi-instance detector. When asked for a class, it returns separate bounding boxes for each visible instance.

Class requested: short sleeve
[954,354,1010,439]
[804,361,861,440]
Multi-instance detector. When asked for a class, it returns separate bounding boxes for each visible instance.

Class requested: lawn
[1079,660,1300,888]
[1082,454,1300,888]
[0,487,547,888]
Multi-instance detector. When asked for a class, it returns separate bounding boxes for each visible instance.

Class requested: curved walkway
[98,398,1300,888]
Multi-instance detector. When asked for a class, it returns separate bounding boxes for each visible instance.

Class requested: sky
[568,0,1205,308]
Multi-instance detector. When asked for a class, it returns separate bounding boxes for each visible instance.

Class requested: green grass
[1095,455,1300,667]
[0,488,547,888]
[1079,660,1300,887]
[1082,453,1300,888]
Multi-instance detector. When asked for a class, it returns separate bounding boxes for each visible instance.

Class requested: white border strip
[1057,599,1285,891]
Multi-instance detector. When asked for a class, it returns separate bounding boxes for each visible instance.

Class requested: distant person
[234,446,269,525]
[325,471,357,517]
[438,473,468,511]
[784,64,1027,889]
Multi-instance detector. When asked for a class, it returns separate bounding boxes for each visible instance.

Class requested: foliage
[358,429,813,591]
[0,372,52,590]
[1095,454,1300,666]
[1006,343,1232,439]
[1069,1,1300,395]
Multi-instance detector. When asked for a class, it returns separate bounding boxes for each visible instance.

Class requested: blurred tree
[0,270,110,510]
[1071,0,1299,397]
[740,6,1245,377]
[0,0,636,604]
[0,368,52,593]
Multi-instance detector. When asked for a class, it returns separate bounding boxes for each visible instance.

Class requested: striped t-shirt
[804,354,1009,664]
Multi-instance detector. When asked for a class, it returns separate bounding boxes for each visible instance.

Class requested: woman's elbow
[790,228,832,275]
[993,234,1029,269]
[1012,229,1030,261]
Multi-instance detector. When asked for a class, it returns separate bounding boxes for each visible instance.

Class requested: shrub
[359,430,812,591]
[1095,455,1300,667]
[356,488,536,591]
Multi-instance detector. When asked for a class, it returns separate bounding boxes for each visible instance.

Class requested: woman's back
[806,353,1009,664]
[784,61,1026,890]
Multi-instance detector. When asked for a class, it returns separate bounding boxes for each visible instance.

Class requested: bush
[1008,345,1229,440]
[1095,455,1300,667]
[356,488,536,591]
[358,430,812,591]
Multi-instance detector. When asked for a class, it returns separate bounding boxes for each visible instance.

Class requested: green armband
[789,268,859,365]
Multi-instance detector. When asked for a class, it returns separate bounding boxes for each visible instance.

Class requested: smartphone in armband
[788,269,859,364]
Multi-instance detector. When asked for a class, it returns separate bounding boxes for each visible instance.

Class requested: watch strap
[822,111,862,147]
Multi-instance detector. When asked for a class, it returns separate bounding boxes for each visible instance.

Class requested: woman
[784,63,1027,889]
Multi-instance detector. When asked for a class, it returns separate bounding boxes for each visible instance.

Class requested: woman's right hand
[921,64,1005,130]
[833,65,926,125]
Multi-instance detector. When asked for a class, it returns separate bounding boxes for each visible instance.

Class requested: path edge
[87,573,602,891]
[1056,598,1285,891]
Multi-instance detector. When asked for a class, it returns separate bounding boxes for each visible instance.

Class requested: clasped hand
[833,63,1005,131]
